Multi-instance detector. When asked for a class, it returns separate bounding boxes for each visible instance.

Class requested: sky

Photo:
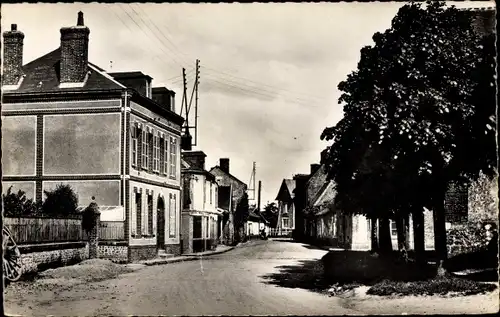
[2,1,494,206]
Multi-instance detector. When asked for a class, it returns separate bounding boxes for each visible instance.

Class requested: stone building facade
[209,159,248,245]
[1,12,183,262]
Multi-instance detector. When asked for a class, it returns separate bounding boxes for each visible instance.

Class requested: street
[5,240,354,316]
[4,239,499,316]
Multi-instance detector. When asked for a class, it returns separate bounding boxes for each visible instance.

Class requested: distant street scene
[1,1,498,316]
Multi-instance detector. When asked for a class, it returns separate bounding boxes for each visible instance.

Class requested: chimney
[182,151,206,170]
[181,127,192,151]
[310,164,321,175]
[220,158,230,174]
[60,11,90,84]
[2,24,24,86]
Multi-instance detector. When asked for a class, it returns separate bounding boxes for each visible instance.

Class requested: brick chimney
[182,151,206,170]
[60,11,90,84]
[220,158,230,174]
[2,24,24,86]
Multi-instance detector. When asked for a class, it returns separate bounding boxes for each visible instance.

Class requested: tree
[42,184,79,216]
[2,186,40,216]
[321,1,496,270]
[262,202,279,228]
[234,192,250,242]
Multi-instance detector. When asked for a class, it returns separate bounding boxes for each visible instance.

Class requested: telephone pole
[194,59,200,146]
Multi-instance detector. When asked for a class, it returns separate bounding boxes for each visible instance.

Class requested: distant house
[209,158,248,245]
[1,12,184,262]
[181,151,223,253]
[246,208,270,237]
[274,179,296,236]
[292,165,319,241]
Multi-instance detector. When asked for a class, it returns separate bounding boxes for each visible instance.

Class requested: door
[157,197,165,250]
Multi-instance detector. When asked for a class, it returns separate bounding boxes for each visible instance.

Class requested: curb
[142,247,235,266]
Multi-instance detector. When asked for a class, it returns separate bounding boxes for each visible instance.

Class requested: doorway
[157,197,165,250]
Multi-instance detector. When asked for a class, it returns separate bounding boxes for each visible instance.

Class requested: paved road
[5,239,355,316]
[5,239,498,316]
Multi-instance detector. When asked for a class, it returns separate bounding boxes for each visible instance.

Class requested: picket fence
[4,216,125,244]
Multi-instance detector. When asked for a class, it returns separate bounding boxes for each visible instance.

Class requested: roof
[275,179,295,201]
[109,71,153,80]
[209,166,247,186]
[6,48,125,93]
[153,87,175,95]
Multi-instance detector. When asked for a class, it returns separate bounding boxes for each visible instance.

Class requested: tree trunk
[412,208,426,264]
[433,193,448,277]
[378,217,392,255]
[395,213,406,251]
[370,217,379,252]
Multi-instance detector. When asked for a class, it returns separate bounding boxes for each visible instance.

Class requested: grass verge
[366,276,498,297]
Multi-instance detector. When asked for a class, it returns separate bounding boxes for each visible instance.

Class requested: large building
[1,12,184,261]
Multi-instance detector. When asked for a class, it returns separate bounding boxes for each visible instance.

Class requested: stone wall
[128,245,157,262]
[165,243,181,256]
[98,243,128,263]
[19,242,89,275]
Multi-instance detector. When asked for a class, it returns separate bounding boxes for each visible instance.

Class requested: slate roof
[209,166,247,186]
[8,48,125,94]
[109,71,153,80]
[275,179,296,201]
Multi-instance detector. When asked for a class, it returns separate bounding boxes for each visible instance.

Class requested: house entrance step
[157,249,174,259]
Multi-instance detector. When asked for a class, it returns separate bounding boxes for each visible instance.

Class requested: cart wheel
[3,227,22,282]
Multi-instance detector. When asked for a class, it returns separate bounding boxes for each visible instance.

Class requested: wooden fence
[100,221,125,241]
[4,217,126,244]
[4,216,84,244]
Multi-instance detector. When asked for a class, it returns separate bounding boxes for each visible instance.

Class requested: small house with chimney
[181,151,223,253]
[209,159,248,245]
[1,12,184,262]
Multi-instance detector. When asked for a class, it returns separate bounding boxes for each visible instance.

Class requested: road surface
[4,239,498,316]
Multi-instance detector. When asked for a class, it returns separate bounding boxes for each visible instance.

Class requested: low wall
[165,243,182,256]
[98,241,128,263]
[128,245,157,262]
[18,242,89,275]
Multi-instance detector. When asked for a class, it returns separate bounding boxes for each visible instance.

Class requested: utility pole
[257,180,262,231]
[194,59,200,146]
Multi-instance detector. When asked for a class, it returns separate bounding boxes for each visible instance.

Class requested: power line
[202,65,327,102]
[116,4,185,68]
[131,4,191,66]
[103,6,173,72]
[203,71,321,104]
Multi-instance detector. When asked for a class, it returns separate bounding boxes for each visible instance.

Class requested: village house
[180,150,223,253]
[246,208,270,238]
[1,12,183,262]
[274,179,296,237]
[209,159,248,245]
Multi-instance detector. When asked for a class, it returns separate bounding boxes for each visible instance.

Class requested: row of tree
[3,184,80,217]
[320,1,496,271]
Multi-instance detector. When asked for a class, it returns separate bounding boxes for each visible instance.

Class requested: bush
[447,221,498,257]
[2,186,40,216]
[367,276,497,297]
[42,184,79,216]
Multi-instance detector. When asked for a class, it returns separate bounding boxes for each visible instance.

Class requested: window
[203,179,207,205]
[141,129,148,169]
[131,125,138,167]
[168,193,176,238]
[147,194,153,235]
[153,134,160,172]
[169,137,177,178]
[135,192,142,236]
[210,183,213,205]
[148,133,153,171]
[283,218,289,228]
[163,138,169,175]
[390,220,397,236]
[159,137,165,174]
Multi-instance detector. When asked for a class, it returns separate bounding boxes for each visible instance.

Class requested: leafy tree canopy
[42,184,79,215]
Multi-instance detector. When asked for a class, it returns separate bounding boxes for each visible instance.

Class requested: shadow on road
[260,259,330,294]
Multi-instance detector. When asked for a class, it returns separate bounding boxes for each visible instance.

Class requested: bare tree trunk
[412,208,426,264]
[378,217,393,255]
[370,216,379,252]
[433,193,448,277]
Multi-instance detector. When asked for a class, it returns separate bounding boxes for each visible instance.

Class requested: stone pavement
[139,244,235,266]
